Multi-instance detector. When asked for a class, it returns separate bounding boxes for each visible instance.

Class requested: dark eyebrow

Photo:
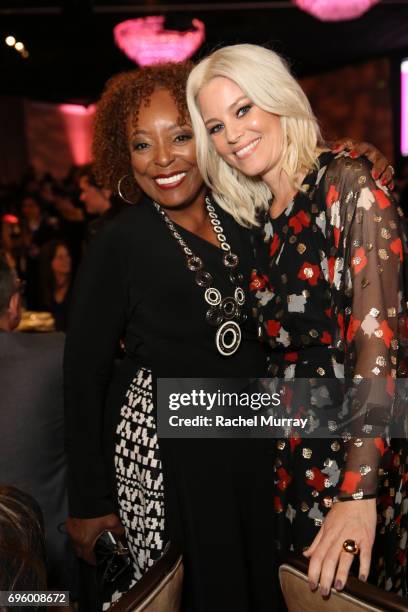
[129,129,150,138]
[129,123,192,138]
[204,96,250,127]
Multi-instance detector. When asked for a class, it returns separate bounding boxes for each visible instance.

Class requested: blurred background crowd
[0,164,130,332]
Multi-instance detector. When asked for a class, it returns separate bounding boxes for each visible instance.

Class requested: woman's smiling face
[198,76,284,180]
[128,87,206,209]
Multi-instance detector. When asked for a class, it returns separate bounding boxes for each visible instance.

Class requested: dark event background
[0,0,407,182]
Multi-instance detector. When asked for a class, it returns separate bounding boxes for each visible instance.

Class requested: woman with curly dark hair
[64,62,278,611]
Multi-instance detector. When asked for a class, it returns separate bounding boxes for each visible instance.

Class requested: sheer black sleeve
[323,154,408,500]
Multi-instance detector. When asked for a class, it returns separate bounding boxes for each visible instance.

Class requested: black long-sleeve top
[64,198,268,518]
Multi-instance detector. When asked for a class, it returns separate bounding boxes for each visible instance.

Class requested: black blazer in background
[0,331,71,589]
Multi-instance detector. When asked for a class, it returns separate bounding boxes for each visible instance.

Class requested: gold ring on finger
[342,539,359,555]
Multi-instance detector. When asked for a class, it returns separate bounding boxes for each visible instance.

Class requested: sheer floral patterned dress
[251,151,408,595]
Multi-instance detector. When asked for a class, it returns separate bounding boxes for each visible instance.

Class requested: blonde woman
[187,44,408,597]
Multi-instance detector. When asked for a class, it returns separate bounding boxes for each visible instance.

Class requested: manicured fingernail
[335,580,343,590]
[320,586,329,596]
[309,582,317,591]
[349,150,358,158]
[381,177,388,185]
[359,574,367,582]
[389,182,395,190]
[372,171,379,179]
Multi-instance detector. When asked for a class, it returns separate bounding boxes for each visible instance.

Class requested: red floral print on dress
[379,320,394,348]
[320,331,332,344]
[333,227,341,249]
[274,496,283,512]
[305,467,326,492]
[326,184,339,207]
[267,320,281,336]
[373,189,391,210]
[270,233,281,256]
[374,437,387,456]
[277,467,293,491]
[249,271,268,291]
[346,316,361,343]
[351,247,367,274]
[339,471,362,494]
[390,237,403,262]
[328,257,335,284]
[252,152,407,591]
[282,386,294,409]
[289,210,311,235]
[290,434,302,452]
[285,352,299,361]
[297,262,320,286]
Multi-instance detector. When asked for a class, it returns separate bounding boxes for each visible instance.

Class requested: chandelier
[113,16,205,66]
[293,0,380,21]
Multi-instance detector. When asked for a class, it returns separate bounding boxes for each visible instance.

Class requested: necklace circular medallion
[153,197,245,357]
[215,320,242,356]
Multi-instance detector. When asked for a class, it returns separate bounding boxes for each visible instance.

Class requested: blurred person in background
[20,194,55,251]
[1,213,21,272]
[39,239,73,332]
[0,252,73,591]
[20,194,56,310]
[51,186,85,270]
[0,485,47,601]
[78,164,130,242]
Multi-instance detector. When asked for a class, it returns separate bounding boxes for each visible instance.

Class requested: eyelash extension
[175,133,193,142]
[237,104,252,117]
[208,104,252,136]
[209,124,223,135]
[132,142,148,151]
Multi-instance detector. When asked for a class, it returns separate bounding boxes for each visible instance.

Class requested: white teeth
[235,138,260,159]
[155,172,186,185]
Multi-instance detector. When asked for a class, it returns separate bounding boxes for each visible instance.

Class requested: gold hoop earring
[117,175,137,204]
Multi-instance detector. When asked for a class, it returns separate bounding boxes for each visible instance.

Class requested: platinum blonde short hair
[187,44,323,226]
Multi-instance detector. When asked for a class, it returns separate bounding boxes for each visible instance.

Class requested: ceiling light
[294,0,379,21]
[5,36,16,46]
[114,16,205,66]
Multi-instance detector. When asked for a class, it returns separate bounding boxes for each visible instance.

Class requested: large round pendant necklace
[153,196,247,357]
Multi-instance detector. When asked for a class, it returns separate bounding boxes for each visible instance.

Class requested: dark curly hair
[0,485,46,594]
[92,62,193,202]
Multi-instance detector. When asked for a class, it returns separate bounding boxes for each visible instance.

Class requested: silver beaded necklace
[153,196,247,356]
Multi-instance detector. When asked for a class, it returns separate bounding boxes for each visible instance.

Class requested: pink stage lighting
[402,59,408,157]
[58,104,96,166]
[113,16,205,66]
[294,0,379,21]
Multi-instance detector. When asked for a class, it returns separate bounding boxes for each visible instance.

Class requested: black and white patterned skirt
[108,368,165,607]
